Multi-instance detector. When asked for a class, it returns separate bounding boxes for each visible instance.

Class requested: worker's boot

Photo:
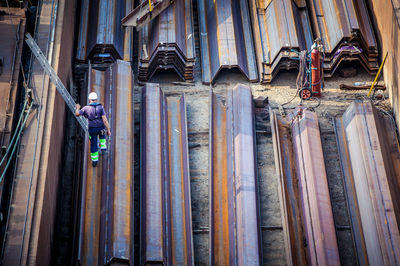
[91,151,99,167]
[99,138,107,154]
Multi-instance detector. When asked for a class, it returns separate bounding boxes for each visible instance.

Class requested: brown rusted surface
[77,60,134,265]
[138,0,195,81]
[0,8,25,148]
[78,68,107,266]
[270,109,307,266]
[209,84,261,265]
[334,101,400,265]
[198,0,258,84]
[76,0,133,63]
[209,90,235,265]
[249,0,313,83]
[141,83,193,265]
[271,108,340,265]
[2,1,76,265]
[141,83,165,264]
[291,109,340,265]
[0,7,25,212]
[308,0,379,77]
[107,60,134,264]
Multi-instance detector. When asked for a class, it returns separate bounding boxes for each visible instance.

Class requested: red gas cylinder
[311,48,321,97]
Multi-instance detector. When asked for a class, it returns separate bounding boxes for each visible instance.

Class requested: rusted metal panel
[0,8,25,146]
[106,60,134,264]
[1,1,75,264]
[291,109,340,265]
[76,0,133,63]
[249,0,312,83]
[138,0,195,81]
[271,108,340,265]
[0,7,25,207]
[209,84,261,264]
[140,83,194,265]
[334,101,400,265]
[76,0,90,62]
[270,109,307,266]
[78,68,108,266]
[308,0,379,76]
[198,0,258,84]
[77,60,134,265]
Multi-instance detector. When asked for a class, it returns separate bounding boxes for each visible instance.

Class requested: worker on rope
[75,92,111,167]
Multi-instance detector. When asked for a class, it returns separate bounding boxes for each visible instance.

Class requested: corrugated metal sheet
[140,83,194,265]
[77,60,134,265]
[249,0,313,83]
[198,0,258,84]
[76,0,133,63]
[138,0,195,81]
[308,0,379,76]
[209,84,261,264]
[334,101,400,265]
[271,108,340,265]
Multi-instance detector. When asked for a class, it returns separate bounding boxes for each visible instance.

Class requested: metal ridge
[334,101,400,265]
[76,0,133,63]
[198,0,258,84]
[271,108,340,265]
[270,109,307,266]
[140,83,194,265]
[307,0,378,75]
[138,0,195,81]
[77,60,134,265]
[209,84,261,265]
[249,0,313,83]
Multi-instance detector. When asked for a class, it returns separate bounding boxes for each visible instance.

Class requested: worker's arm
[75,104,81,116]
[102,115,111,136]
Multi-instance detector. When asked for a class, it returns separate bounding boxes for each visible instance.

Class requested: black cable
[0,102,34,182]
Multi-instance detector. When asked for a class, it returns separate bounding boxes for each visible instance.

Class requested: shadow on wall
[368,0,400,127]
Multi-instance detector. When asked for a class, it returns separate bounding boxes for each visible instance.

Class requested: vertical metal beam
[334,101,400,265]
[209,84,261,265]
[140,83,194,265]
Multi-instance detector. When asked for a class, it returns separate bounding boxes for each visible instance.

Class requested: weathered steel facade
[334,101,400,265]
[0,7,25,215]
[209,84,261,265]
[198,0,258,84]
[2,1,77,264]
[249,0,313,83]
[271,108,340,265]
[138,0,195,81]
[308,0,379,76]
[140,83,194,265]
[76,0,133,63]
[77,60,134,265]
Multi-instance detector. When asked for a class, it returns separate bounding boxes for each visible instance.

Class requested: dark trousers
[88,126,106,154]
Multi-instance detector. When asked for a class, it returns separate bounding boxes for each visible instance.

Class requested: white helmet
[88,92,98,100]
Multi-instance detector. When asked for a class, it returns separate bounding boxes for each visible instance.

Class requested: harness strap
[88,104,103,122]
